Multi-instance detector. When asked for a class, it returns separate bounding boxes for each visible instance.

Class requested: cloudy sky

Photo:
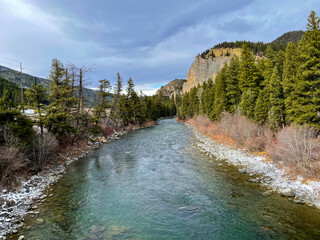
[0,0,319,94]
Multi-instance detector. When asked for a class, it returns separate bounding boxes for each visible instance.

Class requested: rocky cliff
[156,79,186,98]
[183,48,241,93]
[183,30,305,93]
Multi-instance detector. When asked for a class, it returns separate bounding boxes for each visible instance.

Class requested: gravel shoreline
[0,130,127,240]
[187,123,320,208]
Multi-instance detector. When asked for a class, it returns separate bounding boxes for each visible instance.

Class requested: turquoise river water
[8,119,320,239]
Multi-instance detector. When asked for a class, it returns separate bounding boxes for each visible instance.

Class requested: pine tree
[240,89,258,119]
[239,44,261,118]
[0,90,34,148]
[225,57,241,112]
[189,87,199,117]
[307,11,320,31]
[126,77,141,123]
[180,92,190,119]
[274,50,285,75]
[94,79,112,124]
[212,65,228,119]
[0,90,14,111]
[45,59,76,141]
[110,72,123,122]
[254,88,270,124]
[25,77,47,135]
[203,79,215,119]
[267,67,285,130]
[283,42,299,123]
[239,44,262,94]
[291,11,320,127]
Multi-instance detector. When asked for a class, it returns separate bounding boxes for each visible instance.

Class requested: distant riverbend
[8,119,320,240]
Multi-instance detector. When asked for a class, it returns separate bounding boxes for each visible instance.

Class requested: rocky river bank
[187,123,320,209]
[0,131,126,240]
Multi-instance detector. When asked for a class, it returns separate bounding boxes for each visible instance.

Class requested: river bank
[185,121,320,209]
[0,121,157,240]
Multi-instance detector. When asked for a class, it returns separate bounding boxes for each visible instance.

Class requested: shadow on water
[7,119,320,239]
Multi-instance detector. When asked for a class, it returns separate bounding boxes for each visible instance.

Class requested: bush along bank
[183,114,320,208]
[0,120,157,239]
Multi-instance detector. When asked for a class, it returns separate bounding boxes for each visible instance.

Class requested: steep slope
[271,30,304,45]
[0,77,23,103]
[156,79,186,98]
[0,65,98,105]
[183,48,241,93]
[0,65,50,88]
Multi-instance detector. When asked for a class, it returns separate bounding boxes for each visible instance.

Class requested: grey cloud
[219,18,253,33]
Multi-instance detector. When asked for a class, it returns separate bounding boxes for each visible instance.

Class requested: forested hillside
[200,30,304,59]
[0,77,23,104]
[0,64,98,106]
[177,11,320,178]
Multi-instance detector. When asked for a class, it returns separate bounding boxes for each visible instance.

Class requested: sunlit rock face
[183,48,242,93]
[156,79,186,99]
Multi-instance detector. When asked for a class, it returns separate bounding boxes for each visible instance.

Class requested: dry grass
[30,133,58,171]
[0,128,28,188]
[188,113,273,152]
[0,146,28,188]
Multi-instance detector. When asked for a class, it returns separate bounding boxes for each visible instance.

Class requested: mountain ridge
[0,64,98,105]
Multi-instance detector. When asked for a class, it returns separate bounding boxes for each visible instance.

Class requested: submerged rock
[108,225,132,236]
[36,218,44,224]
[262,190,274,196]
[178,206,199,213]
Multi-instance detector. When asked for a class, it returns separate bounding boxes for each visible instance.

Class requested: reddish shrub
[102,125,114,136]
[218,112,273,151]
[266,125,320,178]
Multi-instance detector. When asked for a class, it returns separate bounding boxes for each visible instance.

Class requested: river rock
[280,189,295,197]
[36,218,44,224]
[40,195,47,200]
[262,190,274,196]
[0,213,9,218]
[248,178,260,183]
[91,225,97,233]
[18,235,25,240]
[294,199,305,204]
[6,200,15,207]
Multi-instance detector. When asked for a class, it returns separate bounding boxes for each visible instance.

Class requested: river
[8,119,320,239]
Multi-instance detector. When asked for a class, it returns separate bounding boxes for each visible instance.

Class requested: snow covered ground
[188,123,320,208]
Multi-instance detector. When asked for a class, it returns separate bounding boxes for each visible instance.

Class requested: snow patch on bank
[188,124,320,208]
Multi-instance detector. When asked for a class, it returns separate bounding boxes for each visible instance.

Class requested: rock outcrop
[156,79,186,98]
[183,48,241,93]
